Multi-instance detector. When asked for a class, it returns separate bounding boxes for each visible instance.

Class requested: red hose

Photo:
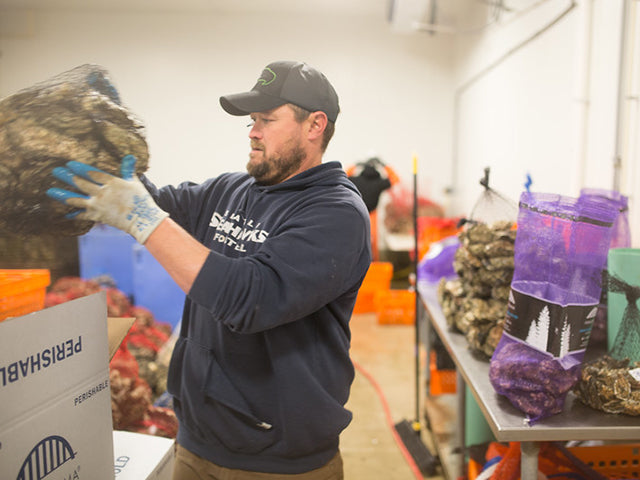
[351,358,425,479]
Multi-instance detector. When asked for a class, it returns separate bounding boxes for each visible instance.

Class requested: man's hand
[47,155,168,244]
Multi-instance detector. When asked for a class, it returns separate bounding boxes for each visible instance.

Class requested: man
[48,60,372,479]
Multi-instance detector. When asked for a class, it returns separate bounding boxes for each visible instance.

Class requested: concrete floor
[340,313,448,479]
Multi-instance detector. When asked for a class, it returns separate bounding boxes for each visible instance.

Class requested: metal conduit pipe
[573,0,594,192]
[447,0,576,215]
[613,0,632,193]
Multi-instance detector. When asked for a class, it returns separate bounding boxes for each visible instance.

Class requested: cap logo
[257,67,276,86]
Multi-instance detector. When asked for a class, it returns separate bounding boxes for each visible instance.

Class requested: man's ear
[307,111,328,141]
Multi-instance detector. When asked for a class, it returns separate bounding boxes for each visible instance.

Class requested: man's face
[247,105,307,186]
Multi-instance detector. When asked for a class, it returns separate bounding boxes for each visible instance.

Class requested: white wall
[0,7,454,205]
[451,1,584,211]
[449,0,640,244]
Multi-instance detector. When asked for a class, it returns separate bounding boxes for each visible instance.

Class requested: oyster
[490,340,580,418]
[437,220,516,359]
[573,355,640,416]
[0,64,149,236]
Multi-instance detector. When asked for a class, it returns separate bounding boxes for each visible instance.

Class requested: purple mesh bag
[489,192,617,422]
[578,188,631,348]
[417,236,460,284]
[579,188,630,249]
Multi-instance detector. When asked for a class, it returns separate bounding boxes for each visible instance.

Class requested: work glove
[47,155,168,244]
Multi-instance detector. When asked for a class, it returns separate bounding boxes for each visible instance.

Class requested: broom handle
[412,154,421,428]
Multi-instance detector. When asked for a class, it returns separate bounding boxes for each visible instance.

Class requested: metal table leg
[456,372,466,479]
[521,441,540,480]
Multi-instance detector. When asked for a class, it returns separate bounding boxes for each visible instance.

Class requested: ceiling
[0,0,504,35]
[0,0,389,17]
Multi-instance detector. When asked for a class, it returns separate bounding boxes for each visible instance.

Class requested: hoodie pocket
[198,351,277,454]
[167,338,276,454]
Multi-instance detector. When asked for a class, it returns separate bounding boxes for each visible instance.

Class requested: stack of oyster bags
[437,168,518,359]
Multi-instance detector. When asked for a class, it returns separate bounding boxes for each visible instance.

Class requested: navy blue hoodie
[143,161,371,474]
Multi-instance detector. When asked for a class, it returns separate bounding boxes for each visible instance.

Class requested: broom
[393,154,438,476]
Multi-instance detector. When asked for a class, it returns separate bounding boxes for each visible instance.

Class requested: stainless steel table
[418,282,640,480]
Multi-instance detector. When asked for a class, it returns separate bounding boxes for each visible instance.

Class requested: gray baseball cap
[220,61,340,122]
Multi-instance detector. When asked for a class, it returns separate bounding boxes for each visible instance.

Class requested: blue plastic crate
[78,224,136,297]
[132,244,185,329]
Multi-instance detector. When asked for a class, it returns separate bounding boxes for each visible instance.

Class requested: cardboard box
[113,431,175,480]
[0,292,134,480]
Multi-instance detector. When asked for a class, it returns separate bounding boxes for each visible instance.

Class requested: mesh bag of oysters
[0,64,149,237]
[437,167,517,359]
[573,270,640,416]
[489,192,618,423]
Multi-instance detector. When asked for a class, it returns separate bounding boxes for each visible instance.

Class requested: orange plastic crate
[417,216,461,261]
[353,262,393,314]
[429,351,457,395]
[375,289,415,325]
[568,444,640,479]
[0,269,51,321]
[467,458,483,480]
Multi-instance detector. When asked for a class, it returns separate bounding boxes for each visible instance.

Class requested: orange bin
[567,444,640,479]
[417,216,461,261]
[0,269,51,321]
[375,289,415,325]
[428,351,457,396]
[353,262,393,314]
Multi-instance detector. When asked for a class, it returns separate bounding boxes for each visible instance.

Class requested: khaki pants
[172,444,344,480]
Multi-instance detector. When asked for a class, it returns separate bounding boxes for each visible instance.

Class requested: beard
[247,140,307,186]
